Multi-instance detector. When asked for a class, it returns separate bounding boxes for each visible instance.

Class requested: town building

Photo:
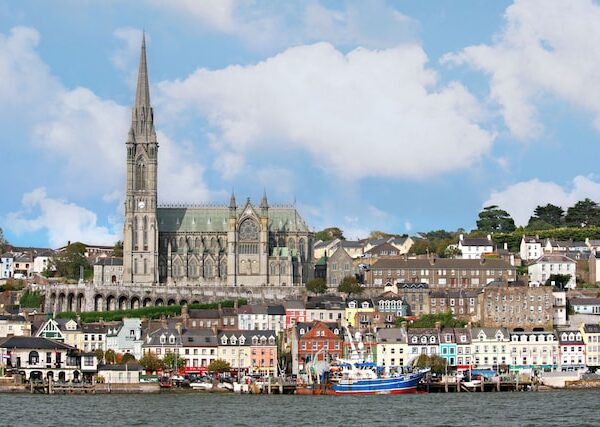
[238,304,285,332]
[556,329,585,371]
[453,328,473,369]
[372,292,408,317]
[0,336,97,382]
[439,328,458,367]
[509,330,558,371]
[470,327,510,370]
[588,251,600,284]
[395,283,429,316]
[97,363,142,383]
[180,328,218,375]
[520,236,544,262]
[429,289,481,323]
[527,254,576,287]
[35,318,84,350]
[367,258,516,289]
[481,281,554,329]
[81,322,110,352]
[218,330,278,376]
[326,247,356,288]
[283,300,306,329]
[297,321,343,371]
[457,234,495,259]
[0,314,31,338]
[581,323,600,370]
[570,298,600,315]
[106,318,144,359]
[305,296,345,324]
[344,298,374,328]
[376,326,408,368]
[407,328,439,360]
[1,252,14,278]
[93,257,124,286]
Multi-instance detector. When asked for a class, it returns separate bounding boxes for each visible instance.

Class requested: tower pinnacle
[135,32,151,109]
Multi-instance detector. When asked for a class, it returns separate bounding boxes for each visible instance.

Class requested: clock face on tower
[138,201,145,209]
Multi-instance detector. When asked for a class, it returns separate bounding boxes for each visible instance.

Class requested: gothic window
[220,261,227,278]
[189,260,198,278]
[239,219,259,241]
[278,237,284,247]
[134,259,138,275]
[133,217,138,250]
[195,237,201,250]
[211,237,217,251]
[299,239,306,258]
[173,259,183,277]
[204,260,214,279]
[143,259,147,275]
[288,238,296,251]
[135,162,146,190]
[179,237,185,250]
[171,237,177,251]
[143,216,148,249]
[281,263,286,275]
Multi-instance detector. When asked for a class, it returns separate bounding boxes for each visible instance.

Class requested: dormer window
[421,336,427,344]
[361,302,369,309]
[169,335,175,344]
[299,328,305,336]
[231,336,237,345]
[239,336,246,345]
[429,336,435,343]
[268,337,275,345]
[348,302,356,309]
[160,334,166,344]
[252,337,259,345]
[261,336,267,345]
[221,336,228,345]
[412,336,418,344]
[334,329,339,335]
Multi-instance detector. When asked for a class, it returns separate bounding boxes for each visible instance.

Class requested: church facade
[46,37,314,313]
[121,36,314,289]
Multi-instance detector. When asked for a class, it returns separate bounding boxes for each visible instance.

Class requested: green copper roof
[157,205,311,233]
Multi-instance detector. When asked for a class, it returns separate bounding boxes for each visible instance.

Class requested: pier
[420,375,538,393]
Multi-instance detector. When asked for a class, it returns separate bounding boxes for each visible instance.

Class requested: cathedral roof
[156,205,311,233]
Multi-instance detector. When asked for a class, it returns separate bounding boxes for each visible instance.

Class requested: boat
[297,327,429,395]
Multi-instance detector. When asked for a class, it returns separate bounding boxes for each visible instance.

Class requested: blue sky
[2,0,600,248]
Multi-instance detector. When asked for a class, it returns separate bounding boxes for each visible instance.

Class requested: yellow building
[581,323,600,369]
[345,298,375,328]
[377,327,408,368]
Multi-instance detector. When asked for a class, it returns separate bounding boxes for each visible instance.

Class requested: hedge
[55,298,248,322]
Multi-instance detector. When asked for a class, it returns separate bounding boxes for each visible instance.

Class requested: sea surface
[1,390,599,426]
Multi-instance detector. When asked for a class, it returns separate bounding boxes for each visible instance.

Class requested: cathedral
[120,36,314,289]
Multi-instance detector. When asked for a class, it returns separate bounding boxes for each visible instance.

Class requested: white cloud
[157,42,494,181]
[484,175,600,225]
[444,0,600,139]
[151,0,417,51]
[404,221,412,232]
[111,27,145,82]
[6,188,119,247]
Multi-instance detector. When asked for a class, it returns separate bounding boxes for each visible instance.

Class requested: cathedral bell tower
[123,34,159,285]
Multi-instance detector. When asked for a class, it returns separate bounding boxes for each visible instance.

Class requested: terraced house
[367,258,516,289]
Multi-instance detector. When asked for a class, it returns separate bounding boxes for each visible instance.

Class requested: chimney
[509,254,515,266]
[175,321,183,335]
[160,314,167,328]
[459,234,464,241]
[435,321,442,332]
[400,321,407,334]
[504,242,508,251]
[487,234,491,241]
[234,299,239,309]
[99,317,104,327]
[211,325,218,335]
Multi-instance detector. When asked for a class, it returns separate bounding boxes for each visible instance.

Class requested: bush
[19,289,43,308]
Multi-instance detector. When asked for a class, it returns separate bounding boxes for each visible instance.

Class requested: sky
[2,0,600,248]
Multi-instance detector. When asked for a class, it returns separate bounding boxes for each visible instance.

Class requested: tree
[337,275,363,297]
[545,274,571,289]
[49,242,91,281]
[413,354,447,375]
[163,352,185,371]
[104,349,117,364]
[368,230,403,240]
[565,198,600,227]
[121,353,136,364]
[94,349,105,364]
[528,204,564,228]
[139,352,164,373]
[113,240,123,257]
[208,358,231,374]
[526,218,554,231]
[409,239,434,256]
[476,205,516,232]
[306,278,327,295]
[0,226,8,253]
[315,227,345,242]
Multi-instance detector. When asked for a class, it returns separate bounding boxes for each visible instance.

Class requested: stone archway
[94,294,104,312]
[179,299,188,306]
[155,298,164,306]
[143,297,152,307]
[67,293,75,312]
[167,299,176,306]
[76,293,85,312]
[58,293,66,312]
[50,293,57,311]
[118,296,128,310]
[106,295,116,311]
[192,300,200,305]
[131,296,140,310]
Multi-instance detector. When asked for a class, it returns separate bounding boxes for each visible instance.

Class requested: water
[0,390,598,426]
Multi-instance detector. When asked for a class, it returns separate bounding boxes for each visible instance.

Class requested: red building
[284,300,306,329]
[297,321,343,371]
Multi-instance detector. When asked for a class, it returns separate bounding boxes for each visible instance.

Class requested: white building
[0,314,31,338]
[520,236,543,261]
[557,330,585,371]
[180,329,218,374]
[527,255,576,288]
[377,327,408,368]
[509,331,558,371]
[570,298,600,315]
[1,253,14,279]
[457,234,494,260]
[107,318,144,360]
[470,327,510,370]
[553,289,568,327]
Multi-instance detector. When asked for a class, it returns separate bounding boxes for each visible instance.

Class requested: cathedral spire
[135,32,151,109]
[229,190,237,210]
[260,189,269,215]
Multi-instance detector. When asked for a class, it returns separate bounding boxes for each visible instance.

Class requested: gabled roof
[95,257,123,266]
[532,254,576,264]
[460,237,494,247]
[570,298,600,306]
[1,336,74,350]
[377,328,407,343]
[181,329,218,347]
[188,309,220,319]
[283,300,305,310]
[372,258,513,269]
[267,305,286,315]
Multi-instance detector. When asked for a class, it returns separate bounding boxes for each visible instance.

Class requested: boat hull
[331,374,424,395]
